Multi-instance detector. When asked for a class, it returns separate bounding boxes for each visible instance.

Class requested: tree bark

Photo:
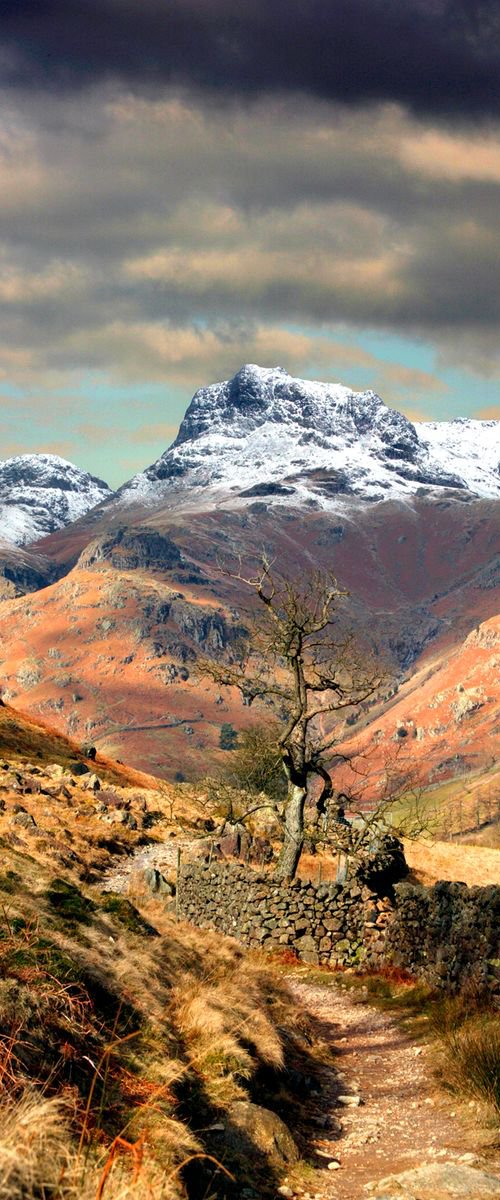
[310,765,333,828]
[274,780,307,880]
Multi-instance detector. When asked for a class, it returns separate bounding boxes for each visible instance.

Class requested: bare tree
[199,557,383,880]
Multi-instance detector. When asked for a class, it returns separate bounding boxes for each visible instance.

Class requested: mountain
[0,453,114,546]
[0,495,498,782]
[119,365,500,510]
[0,365,497,787]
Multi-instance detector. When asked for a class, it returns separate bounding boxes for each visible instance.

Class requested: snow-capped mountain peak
[0,453,114,546]
[174,364,416,450]
[121,364,500,509]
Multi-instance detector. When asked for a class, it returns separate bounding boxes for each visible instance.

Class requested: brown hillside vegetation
[0,495,498,782]
[333,613,500,807]
[404,838,500,887]
[0,708,328,1199]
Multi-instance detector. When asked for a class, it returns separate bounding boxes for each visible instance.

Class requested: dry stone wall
[384,880,500,994]
[178,865,500,994]
[177,862,392,968]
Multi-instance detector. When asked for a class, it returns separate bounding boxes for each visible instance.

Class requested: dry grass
[403,837,500,887]
[0,1095,72,1199]
[0,1092,194,1199]
[440,1014,500,1119]
[461,821,500,850]
[425,996,500,1123]
[173,970,285,1109]
[0,828,314,1199]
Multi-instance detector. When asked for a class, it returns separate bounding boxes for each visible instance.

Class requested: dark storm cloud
[2,0,500,117]
[2,91,500,360]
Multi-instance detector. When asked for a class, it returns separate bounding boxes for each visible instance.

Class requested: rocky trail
[287,978,500,1200]
[99,834,206,892]
[101,845,500,1199]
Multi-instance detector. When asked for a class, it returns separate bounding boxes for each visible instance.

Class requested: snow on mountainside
[120,365,500,509]
[418,419,500,497]
[0,454,114,546]
[2,368,498,547]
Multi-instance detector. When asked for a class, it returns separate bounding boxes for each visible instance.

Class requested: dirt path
[289,978,497,1200]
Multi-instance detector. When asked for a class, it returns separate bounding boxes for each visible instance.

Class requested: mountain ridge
[2,367,499,549]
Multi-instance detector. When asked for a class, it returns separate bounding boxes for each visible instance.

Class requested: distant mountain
[0,366,497,785]
[119,365,500,509]
[4,368,498,550]
[0,453,114,546]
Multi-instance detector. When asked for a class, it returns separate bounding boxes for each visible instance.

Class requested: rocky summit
[0,452,114,546]
[118,364,500,509]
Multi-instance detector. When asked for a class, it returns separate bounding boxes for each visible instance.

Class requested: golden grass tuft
[0,1092,193,1198]
[0,1094,72,1199]
[439,1011,500,1119]
[174,976,284,1069]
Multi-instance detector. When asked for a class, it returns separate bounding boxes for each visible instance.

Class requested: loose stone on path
[288,979,500,1200]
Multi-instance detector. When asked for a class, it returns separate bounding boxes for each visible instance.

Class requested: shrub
[220,722,287,800]
[219,722,238,750]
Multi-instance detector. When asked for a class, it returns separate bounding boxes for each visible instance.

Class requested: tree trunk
[274,781,307,880]
[310,765,333,829]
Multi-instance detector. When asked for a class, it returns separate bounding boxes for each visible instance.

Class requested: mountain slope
[0,452,114,546]
[0,702,309,1200]
[333,611,500,809]
[0,497,498,780]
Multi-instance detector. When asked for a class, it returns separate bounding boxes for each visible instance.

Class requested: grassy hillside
[0,700,162,790]
[0,703,324,1199]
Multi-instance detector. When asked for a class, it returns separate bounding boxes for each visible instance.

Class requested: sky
[1,0,500,487]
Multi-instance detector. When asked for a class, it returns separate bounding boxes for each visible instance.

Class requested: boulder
[225,1101,298,1169]
[46,763,65,779]
[120,811,138,829]
[142,867,175,897]
[102,809,132,826]
[217,821,252,860]
[355,832,408,897]
[366,1162,500,1199]
[71,762,90,776]
[250,836,273,864]
[81,773,101,792]
[12,810,36,829]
